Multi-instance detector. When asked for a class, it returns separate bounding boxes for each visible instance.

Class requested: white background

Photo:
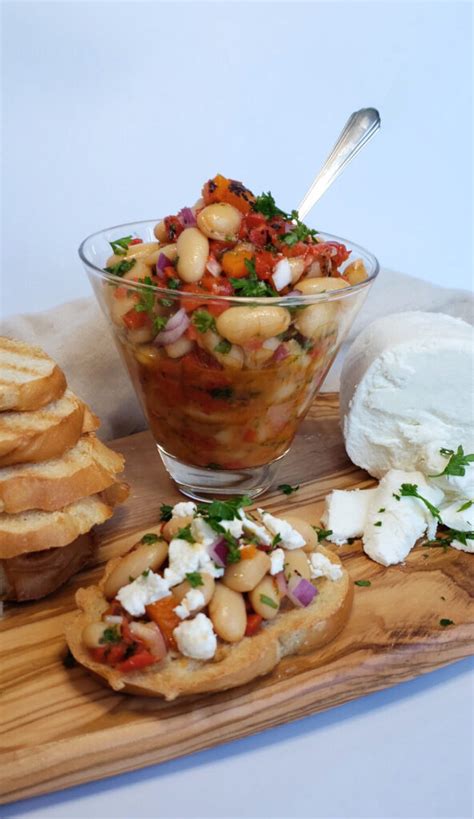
[1,0,473,319]
[2,3,473,819]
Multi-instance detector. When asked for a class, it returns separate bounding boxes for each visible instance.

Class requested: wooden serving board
[1,394,473,804]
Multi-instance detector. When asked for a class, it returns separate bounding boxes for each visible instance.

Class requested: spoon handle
[297,108,381,221]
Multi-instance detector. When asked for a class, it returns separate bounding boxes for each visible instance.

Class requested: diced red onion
[178,207,197,228]
[272,258,292,292]
[275,571,288,597]
[287,576,317,608]
[206,256,222,277]
[156,253,171,276]
[208,537,228,568]
[154,308,189,346]
[272,343,289,362]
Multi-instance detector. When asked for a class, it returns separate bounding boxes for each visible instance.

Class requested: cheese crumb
[116,572,170,616]
[172,502,197,518]
[322,488,378,545]
[309,552,343,581]
[270,548,285,575]
[239,511,272,546]
[173,613,217,660]
[174,589,205,620]
[259,511,305,550]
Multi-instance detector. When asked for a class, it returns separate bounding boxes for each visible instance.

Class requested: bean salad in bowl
[80,175,379,499]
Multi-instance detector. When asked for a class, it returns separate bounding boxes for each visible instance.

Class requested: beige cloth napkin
[2,269,472,441]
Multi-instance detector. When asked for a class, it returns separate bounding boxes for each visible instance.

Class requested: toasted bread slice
[0,336,66,412]
[66,545,352,700]
[0,493,115,559]
[0,389,99,467]
[0,533,95,601]
[0,435,124,514]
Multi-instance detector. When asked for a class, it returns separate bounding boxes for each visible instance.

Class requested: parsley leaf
[159,503,173,522]
[312,526,333,542]
[153,315,168,334]
[214,339,232,355]
[260,593,278,609]
[109,235,133,256]
[354,579,371,587]
[393,484,441,520]
[378,508,386,513]
[224,534,241,564]
[431,446,474,478]
[280,219,318,247]
[141,533,159,545]
[176,524,195,543]
[166,277,181,290]
[100,626,121,644]
[252,191,289,219]
[278,483,300,496]
[457,500,473,512]
[374,521,382,527]
[196,496,252,529]
[271,533,282,549]
[104,258,136,277]
[230,260,277,297]
[193,310,216,333]
[185,571,203,588]
[439,618,454,627]
[135,276,155,314]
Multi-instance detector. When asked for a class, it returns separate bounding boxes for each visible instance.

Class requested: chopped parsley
[393,484,441,520]
[134,276,155,314]
[439,618,454,627]
[176,524,195,543]
[271,533,282,548]
[431,446,474,478]
[159,503,173,522]
[185,571,203,588]
[193,310,216,333]
[209,386,233,400]
[378,508,386,513]
[153,316,168,334]
[196,496,252,531]
[230,260,277,297]
[99,626,121,644]
[347,537,356,545]
[457,499,473,512]
[214,339,232,355]
[252,191,289,219]
[354,579,371,587]
[260,593,278,609]
[142,569,150,578]
[313,526,333,542]
[224,534,242,564]
[280,218,318,247]
[109,235,133,256]
[166,277,181,290]
[374,521,383,527]
[104,258,136,277]
[141,533,159,545]
[278,483,300,496]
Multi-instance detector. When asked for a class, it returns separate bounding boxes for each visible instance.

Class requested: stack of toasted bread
[0,337,128,602]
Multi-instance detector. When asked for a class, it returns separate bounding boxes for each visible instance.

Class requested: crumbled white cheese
[174,589,205,620]
[322,487,378,545]
[190,516,217,547]
[269,548,285,575]
[172,502,197,518]
[259,511,305,550]
[362,470,444,566]
[164,537,223,588]
[219,518,244,538]
[439,499,473,533]
[116,571,170,616]
[173,613,217,660]
[451,535,474,554]
[239,510,272,546]
[309,551,343,581]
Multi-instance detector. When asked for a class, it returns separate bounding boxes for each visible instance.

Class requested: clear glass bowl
[79,220,379,500]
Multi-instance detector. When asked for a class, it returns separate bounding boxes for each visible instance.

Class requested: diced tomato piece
[255,250,277,279]
[164,265,177,279]
[245,613,263,636]
[280,242,309,258]
[129,238,143,246]
[209,239,236,257]
[243,428,257,443]
[164,215,184,242]
[200,273,234,296]
[146,597,181,650]
[114,285,128,299]
[123,308,149,330]
[117,649,156,673]
[180,284,207,313]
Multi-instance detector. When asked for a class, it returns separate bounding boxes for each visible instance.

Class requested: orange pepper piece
[146,597,181,650]
[221,248,254,278]
[240,545,258,560]
[202,174,255,214]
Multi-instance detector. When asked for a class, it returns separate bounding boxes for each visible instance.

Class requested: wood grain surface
[1,394,473,804]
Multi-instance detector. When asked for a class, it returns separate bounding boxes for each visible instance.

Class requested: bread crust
[0,337,67,412]
[65,546,353,701]
[0,435,124,513]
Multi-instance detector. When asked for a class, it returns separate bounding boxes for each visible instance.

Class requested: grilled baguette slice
[0,435,124,513]
[0,493,115,559]
[0,389,99,467]
[0,337,66,411]
[66,545,352,701]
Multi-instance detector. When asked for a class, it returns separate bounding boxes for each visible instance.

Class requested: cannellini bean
[208,584,246,642]
[278,516,318,552]
[289,257,305,284]
[295,302,338,340]
[223,550,271,592]
[154,221,167,241]
[111,292,137,327]
[134,344,160,366]
[176,227,209,283]
[144,243,178,268]
[173,572,215,606]
[196,203,242,241]
[106,252,124,268]
[104,538,168,599]
[127,325,155,345]
[249,575,280,619]
[122,261,150,282]
[344,259,368,285]
[82,622,113,649]
[216,306,291,344]
[162,514,194,542]
[165,337,194,358]
[297,277,349,295]
[199,329,244,370]
[126,241,160,260]
[283,549,311,581]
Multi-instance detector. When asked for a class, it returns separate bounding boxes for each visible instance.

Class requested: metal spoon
[297,108,381,221]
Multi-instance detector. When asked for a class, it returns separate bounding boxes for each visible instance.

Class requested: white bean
[249,575,280,619]
[172,572,215,606]
[82,622,113,649]
[162,514,195,542]
[223,550,271,592]
[126,241,160,260]
[344,259,368,285]
[208,584,246,642]
[278,516,318,552]
[297,277,348,295]
[289,257,305,284]
[176,228,209,282]
[154,221,167,241]
[165,337,194,358]
[144,243,178,268]
[104,538,168,599]
[199,329,244,370]
[216,306,291,344]
[295,302,338,339]
[283,549,311,581]
[196,203,242,241]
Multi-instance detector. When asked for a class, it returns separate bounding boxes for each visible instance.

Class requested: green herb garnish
[313,526,333,542]
[104,258,136,277]
[230,260,277,297]
[196,497,252,533]
[252,191,289,219]
[260,593,278,609]
[153,316,168,334]
[393,484,441,520]
[280,218,318,247]
[374,521,382,527]
[457,499,473,512]
[135,276,155,314]
[439,618,454,627]
[354,580,371,587]
[176,525,195,543]
[142,569,150,578]
[100,626,121,644]
[225,534,242,564]
[166,277,181,290]
[193,310,216,333]
[141,533,159,545]
[431,446,474,478]
[185,571,203,588]
[271,533,282,548]
[215,339,232,354]
[278,483,300,496]
[109,235,133,256]
[378,508,386,513]
[159,503,173,522]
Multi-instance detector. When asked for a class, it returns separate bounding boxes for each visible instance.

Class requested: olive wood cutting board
[1,394,473,804]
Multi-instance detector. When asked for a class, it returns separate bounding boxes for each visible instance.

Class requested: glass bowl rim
[79,219,380,305]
